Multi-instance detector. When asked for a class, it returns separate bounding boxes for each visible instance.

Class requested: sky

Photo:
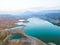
[0,0,60,12]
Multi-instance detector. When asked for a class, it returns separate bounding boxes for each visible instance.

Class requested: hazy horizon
[0,0,60,12]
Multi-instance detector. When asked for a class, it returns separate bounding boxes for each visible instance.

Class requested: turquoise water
[24,18,60,45]
[10,34,22,39]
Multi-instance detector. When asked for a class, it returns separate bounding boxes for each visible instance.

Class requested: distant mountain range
[15,10,60,26]
[0,10,60,27]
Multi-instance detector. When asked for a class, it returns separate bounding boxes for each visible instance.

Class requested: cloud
[0,0,60,11]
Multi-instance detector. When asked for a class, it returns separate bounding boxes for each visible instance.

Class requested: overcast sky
[0,0,60,12]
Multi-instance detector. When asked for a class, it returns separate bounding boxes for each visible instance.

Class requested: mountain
[44,12,60,26]
[16,10,60,26]
[38,10,60,26]
[0,10,60,27]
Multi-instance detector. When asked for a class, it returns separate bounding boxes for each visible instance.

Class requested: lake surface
[24,18,60,45]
